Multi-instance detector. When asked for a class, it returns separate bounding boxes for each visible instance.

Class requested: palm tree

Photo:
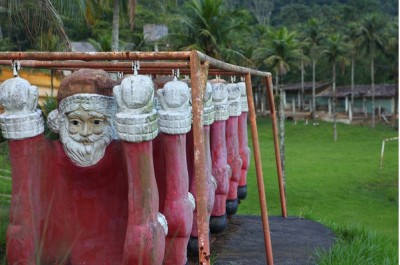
[384,19,398,128]
[296,36,310,111]
[98,0,136,51]
[322,33,349,141]
[344,22,361,108]
[357,14,386,128]
[173,0,249,62]
[1,0,96,51]
[253,27,302,191]
[303,18,324,119]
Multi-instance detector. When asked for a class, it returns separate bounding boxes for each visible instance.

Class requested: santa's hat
[57,69,117,115]
[48,69,117,133]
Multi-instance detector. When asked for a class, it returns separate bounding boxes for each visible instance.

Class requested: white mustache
[70,134,105,144]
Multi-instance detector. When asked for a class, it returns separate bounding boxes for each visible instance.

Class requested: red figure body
[121,141,166,265]
[210,121,229,219]
[238,112,250,199]
[157,133,193,265]
[6,135,164,265]
[225,116,242,215]
[153,135,167,213]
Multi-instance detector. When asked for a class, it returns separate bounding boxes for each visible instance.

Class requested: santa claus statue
[0,69,167,265]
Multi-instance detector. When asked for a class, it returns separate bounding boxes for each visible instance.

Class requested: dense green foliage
[0,0,397,85]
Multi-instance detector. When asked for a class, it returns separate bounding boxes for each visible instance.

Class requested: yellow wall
[0,68,60,105]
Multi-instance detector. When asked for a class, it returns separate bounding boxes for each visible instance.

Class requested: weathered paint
[209,80,230,233]
[238,111,250,199]
[121,141,166,265]
[3,72,166,264]
[225,82,242,215]
[159,134,193,265]
[156,77,194,265]
[225,116,242,215]
[0,51,276,265]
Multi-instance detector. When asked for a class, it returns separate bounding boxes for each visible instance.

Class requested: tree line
[0,0,397,95]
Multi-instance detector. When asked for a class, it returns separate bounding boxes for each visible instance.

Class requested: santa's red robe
[7,134,164,265]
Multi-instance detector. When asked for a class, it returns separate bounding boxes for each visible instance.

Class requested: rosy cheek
[92,125,106,135]
[68,125,80,135]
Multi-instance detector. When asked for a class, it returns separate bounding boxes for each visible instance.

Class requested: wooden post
[297,91,301,109]
[292,98,296,117]
[378,104,381,121]
[349,101,353,122]
[363,96,367,119]
[328,98,332,118]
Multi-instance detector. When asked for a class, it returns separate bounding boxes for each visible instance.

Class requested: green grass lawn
[238,118,398,263]
[0,119,398,263]
[239,119,398,241]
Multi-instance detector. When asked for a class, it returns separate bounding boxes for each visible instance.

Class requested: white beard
[59,117,113,167]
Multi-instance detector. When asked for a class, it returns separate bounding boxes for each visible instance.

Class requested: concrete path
[190,215,335,265]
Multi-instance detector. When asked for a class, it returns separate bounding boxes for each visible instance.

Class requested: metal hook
[172,69,180,81]
[11,60,21,77]
[215,75,220,81]
[117,72,124,79]
[240,76,245,82]
[132,60,140,75]
[230,76,236,83]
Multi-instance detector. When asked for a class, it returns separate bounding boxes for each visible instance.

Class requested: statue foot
[226,198,239,216]
[187,236,199,257]
[210,213,227,234]
[237,185,247,200]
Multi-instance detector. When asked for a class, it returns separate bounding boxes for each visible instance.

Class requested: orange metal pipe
[197,51,270,77]
[0,59,245,77]
[190,51,210,265]
[0,60,190,69]
[265,76,287,218]
[0,51,191,61]
[245,73,274,265]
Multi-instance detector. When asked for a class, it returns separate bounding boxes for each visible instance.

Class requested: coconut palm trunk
[312,60,316,118]
[112,0,119,52]
[278,76,286,191]
[332,62,337,141]
[301,60,305,110]
[371,56,375,128]
[351,57,355,106]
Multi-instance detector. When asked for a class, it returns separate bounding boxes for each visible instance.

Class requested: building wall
[0,68,60,105]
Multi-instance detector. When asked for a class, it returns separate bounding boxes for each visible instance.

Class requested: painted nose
[80,123,91,137]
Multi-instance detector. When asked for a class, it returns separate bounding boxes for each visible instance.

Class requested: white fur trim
[0,110,44,139]
[238,82,249,112]
[226,83,242,117]
[211,82,229,121]
[157,212,168,236]
[188,192,196,211]
[157,80,192,134]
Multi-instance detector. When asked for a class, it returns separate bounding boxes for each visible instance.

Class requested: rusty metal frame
[0,50,287,265]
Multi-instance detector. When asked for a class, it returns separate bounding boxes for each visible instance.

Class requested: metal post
[265,76,287,218]
[190,50,210,265]
[245,73,274,265]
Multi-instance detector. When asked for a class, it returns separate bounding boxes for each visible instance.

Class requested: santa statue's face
[59,105,113,167]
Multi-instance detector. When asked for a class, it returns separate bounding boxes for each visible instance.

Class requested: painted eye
[71,120,80,126]
[93,120,102,125]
